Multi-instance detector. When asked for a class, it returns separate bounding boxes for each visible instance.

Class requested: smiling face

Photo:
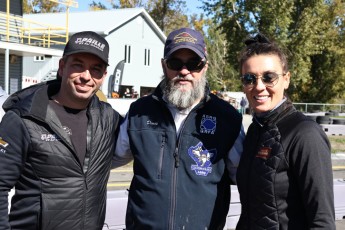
[241,54,290,114]
[56,53,107,109]
[162,48,208,109]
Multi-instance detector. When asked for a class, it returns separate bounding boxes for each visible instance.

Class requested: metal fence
[293,103,345,113]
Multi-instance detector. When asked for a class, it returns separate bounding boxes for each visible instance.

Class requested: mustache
[171,75,194,82]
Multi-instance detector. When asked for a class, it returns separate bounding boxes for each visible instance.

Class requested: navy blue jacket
[125,83,242,229]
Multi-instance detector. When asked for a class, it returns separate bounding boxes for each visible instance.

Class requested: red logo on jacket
[256,147,271,160]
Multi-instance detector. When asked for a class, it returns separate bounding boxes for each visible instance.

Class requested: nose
[80,69,92,80]
[253,77,266,90]
[179,65,190,74]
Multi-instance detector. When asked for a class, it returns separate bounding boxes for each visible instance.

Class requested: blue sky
[69,0,204,15]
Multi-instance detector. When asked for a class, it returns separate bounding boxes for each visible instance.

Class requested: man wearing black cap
[0,31,122,230]
[113,28,245,229]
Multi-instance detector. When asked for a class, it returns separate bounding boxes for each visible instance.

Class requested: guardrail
[0,12,67,47]
[293,103,345,113]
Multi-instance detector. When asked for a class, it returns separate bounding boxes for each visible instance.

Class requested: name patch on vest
[188,142,216,176]
[200,114,216,134]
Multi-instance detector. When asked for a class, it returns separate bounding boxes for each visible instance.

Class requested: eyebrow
[70,57,105,68]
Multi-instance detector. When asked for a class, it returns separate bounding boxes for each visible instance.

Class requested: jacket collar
[253,99,296,127]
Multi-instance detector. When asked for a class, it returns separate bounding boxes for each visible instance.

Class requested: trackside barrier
[102,181,345,229]
[7,181,345,229]
[320,124,345,136]
[334,179,345,220]
[103,190,127,230]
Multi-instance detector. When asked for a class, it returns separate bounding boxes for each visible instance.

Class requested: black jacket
[236,100,335,229]
[125,82,242,230]
[0,80,121,230]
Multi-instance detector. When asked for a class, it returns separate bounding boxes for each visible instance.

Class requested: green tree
[104,0,189,34]
[89,1,108,10]
[202,0,345,102]
[105,0,144,9]
[204,20,239,91]
[144,0,189,34]
[23,0,63,13]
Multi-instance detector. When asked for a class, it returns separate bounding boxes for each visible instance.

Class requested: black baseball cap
[63,31,109,65]
[164,28,207,59]
[56,31,109,80]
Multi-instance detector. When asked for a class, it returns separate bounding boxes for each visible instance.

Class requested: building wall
[0,0,23,43]
[104,14,164,96]
[23,55,60,81]
[0,54,22,93]
[0,0,22,15]
[0,0,23,94]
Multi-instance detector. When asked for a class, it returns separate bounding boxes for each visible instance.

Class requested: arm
[291,122,335,229]
[226,125,245,184]
[0,112,30,229]
[112,115,133,168]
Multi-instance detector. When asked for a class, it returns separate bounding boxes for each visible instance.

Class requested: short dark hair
[239,33,289,74]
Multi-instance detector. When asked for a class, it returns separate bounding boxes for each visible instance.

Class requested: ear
[57,58,65,78]
[204,61,209,72]
[161,58,165,69]
[283,71,290,90]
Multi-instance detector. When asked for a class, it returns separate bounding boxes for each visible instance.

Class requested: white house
[23,8,166,97]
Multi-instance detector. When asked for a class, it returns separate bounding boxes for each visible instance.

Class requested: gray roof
[23,8,166,42]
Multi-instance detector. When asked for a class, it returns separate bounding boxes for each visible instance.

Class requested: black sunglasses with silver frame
[164,58,206,72]
[241,72,285,88]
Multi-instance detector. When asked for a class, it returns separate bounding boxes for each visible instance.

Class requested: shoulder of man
[207,94,241,117]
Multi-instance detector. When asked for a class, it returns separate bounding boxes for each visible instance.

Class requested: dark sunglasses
[241,72,285,88]
[165,58,206,71]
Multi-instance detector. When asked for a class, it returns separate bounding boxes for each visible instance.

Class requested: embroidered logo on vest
[188,142,216,176]
[41,133,61,142]
[200,114,216,134]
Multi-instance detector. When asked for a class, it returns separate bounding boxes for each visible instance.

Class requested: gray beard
[163,72,206,110]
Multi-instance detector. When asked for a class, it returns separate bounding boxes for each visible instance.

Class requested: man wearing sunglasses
[113,27,245,229]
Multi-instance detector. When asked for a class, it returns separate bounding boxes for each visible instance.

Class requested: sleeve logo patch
[0,137,9,147]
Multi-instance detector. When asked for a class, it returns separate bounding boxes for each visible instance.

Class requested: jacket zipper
[158,134,166,179]
[168,111,192,229]
[168,146,178,230]
[173,147,180,168]
[81,116,92,229]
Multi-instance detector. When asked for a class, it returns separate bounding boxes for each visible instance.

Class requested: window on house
[144,48,150,66]
[124,45,131,63]
[34,56,45,62]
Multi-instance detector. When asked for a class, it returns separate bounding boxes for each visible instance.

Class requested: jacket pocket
[157,134,166,179]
